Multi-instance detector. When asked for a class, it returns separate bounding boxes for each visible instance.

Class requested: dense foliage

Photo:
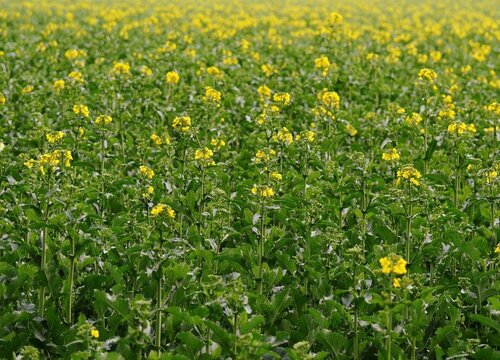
[0,0,499,359]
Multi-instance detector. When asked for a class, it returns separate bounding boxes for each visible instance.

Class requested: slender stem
[39,172,51,317]
[156,225,163,354]
[233,313,238,355]
[387,307,392,360]
[258,204,266,295]
[67,238,75,324]
[454,153,460,208]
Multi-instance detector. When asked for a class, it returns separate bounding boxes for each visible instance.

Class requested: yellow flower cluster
[382,148,400,161]
[257,85,271,100]
[396,165,422,186]
[207,66,223,77]
[485,169,497,184]
[270,171,282,181]
[68,71,84,83]
[314,55,330,76]
[166,71,180,84]
[64,49,86,60]
[90,329,99,339]
[142,185,154,199]
[255,149,276,163]
[447,122,476,135]
[150,133,171,146]
[295,130,315,143]
[486,102,500,115]
[172,116,191,133]
[151,203,175,218]
[140,65,153,77]
[379,255,407,275]
[273,127,294,145]
[53,79,65,91]
[261,64,275,77]
[24,150,73,175]
[203,86,222,104]
[22,85,34,94]
[210,138,226,150]
[46,131,64,144]
[345,124,358,137]
[194,147,215,166]
[319,89,340,109]
[95,115,112,125]
[139,165,154,179]
[273,92,291,106]
[418,68,437,82]
[73,104,89,117]
[111,61,131,77]
[251,185,274,198]
[405,112,423,126]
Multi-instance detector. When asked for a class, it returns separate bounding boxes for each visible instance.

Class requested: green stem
[156,225,164,354]
[67,245,75,324]
[258,205,266,295]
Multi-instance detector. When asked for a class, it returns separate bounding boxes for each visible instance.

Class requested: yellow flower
[65,49,79,60]
[396,165,422,186]
[90,329,99,339]
[172,116,191,133]
[166,71,180,84]
[418,68,437,82]
[0,93,5,105]
[447,122,476,135]
[46,131,64,144]
[95,115,112,125]
[382,148,400,161]
[319,90,340,108]
[255,149,276,163]
[68,71,84,83]
[392,258,407,275]
[194,147,215,165]
[380,255,407,276]
[203,86,222,104]
[274,127,294,145]
[73,104,90,118]
[393,278,401,288]
[366,53,379,61]
[485,169,497,184]
[486,102,500,115]
[151,133,162,145]
[139,165,154,179]
[142,186,154,199]
[210,138,226,150]
[111,61,131,77]
[270,171,282,181]
[151,203,175,218]
[207,66,223,77]
[405,112,422,126]
[257,85,271,99]
[53,79,65,91]
[346,124,357,137]
[261,64,275,77]
[301,130,315,143]
[22,85,34,94]
[314,55,331,76]
[329,12,343,26]
[379,257,392,274]
[24,159,35,168]
[495,244,500,254]
[273,92,291,106]
[140,65,153,77]
[251,185,274,198]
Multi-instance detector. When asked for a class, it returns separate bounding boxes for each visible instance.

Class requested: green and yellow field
[0,0,499,358]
